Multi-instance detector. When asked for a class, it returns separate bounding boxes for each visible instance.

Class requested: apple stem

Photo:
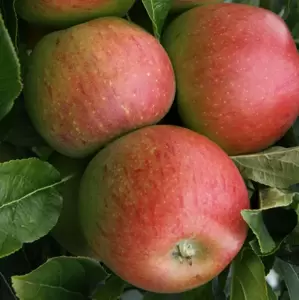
[173,240,196,266]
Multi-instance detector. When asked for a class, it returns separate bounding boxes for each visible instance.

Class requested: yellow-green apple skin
[16,0,135,28]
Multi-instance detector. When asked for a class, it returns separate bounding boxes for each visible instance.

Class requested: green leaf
[260,0,290,14]
[182,281,213,300]
[12,256,108,300]
[280,291,291,300]
[141,0,172,39]
[242,188,298,255]
[284,204,299,246]
[31,146,54,160]
[274,185,299,262]
[280,193,299,262]
[267,184,299,258]
[231,146,299,188]
[143,292,167,300]
[267,283,278,300]
[225,0,260,6]
[277,243,299,266]
[275,258,299,300]
[245,180,256,199]
[0,158,65,257]
[213,267,230,300]
[284,0,299,31]
[292,23,299,44]
[229,247,269,300]
[144,281,213,300]
[0,10,22,121]
[92,274,126,300]
[0,99,46,147]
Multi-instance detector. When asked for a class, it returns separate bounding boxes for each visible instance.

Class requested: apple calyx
[173,239,202,266]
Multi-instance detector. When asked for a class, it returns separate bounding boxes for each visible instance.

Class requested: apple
[162,3,299,155]
[49,152,93,256]
[24,17,175,158]
[78,125,249,293]
[15,0,135,28]
[171,0,223,12]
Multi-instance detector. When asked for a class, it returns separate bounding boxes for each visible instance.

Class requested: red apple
[16,0,135,28]
[171,0,223,12]
[163,3,299,155]
[24,17,175,158]
[78,125,249,293]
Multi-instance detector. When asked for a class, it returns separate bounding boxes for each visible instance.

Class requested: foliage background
[1,0,299,299]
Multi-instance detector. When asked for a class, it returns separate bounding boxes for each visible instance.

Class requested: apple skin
[162,3,299,155]
[24,17,175,158]
[15,0,135,28]
[49,152,93,257]
[78,125,249,293]
[171,0,223,12]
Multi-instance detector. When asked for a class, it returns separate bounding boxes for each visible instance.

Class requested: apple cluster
[15,0,299,294]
